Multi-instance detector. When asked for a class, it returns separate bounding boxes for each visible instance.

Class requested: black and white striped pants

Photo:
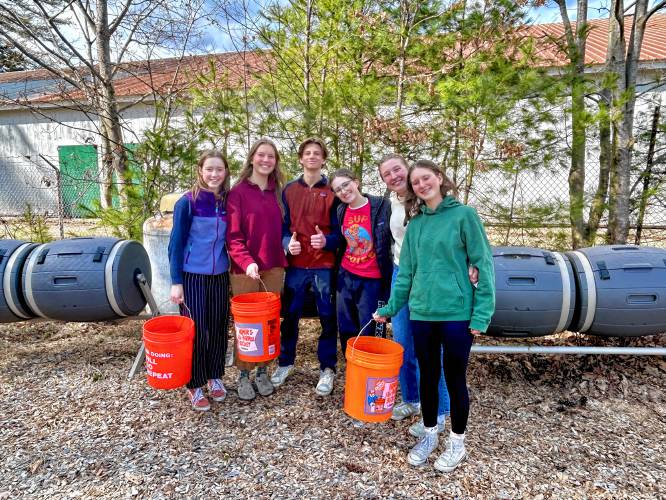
[181,271,230,389]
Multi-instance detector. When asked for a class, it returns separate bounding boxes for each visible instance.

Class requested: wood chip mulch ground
[1,319,665,499]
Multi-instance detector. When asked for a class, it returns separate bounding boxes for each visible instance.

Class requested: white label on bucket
[268,344,275,355]
[364,376,398,415]
[235,322,264,356]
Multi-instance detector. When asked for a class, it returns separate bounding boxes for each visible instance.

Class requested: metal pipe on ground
[471,345,666,356]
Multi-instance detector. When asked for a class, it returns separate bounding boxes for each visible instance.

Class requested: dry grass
[1,319,665,499]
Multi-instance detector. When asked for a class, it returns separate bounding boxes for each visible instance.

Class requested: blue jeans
[336,268,384,356]
[391,265,450,417]
[279,268,337,371]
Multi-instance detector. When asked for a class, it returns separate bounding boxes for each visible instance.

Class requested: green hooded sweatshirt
[377,195,495,332]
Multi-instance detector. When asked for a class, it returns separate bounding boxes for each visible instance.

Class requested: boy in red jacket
[270,138,340,395]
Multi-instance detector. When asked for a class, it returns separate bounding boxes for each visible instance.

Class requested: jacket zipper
[212,202,219,274]
[185,244,193,264]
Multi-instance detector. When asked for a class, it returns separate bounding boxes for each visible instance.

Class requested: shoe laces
[276,366,291,376]
[443,438,464,459]
[413,431,437,458]
[190,387,205,403]
[209,379,225,392]
[320,369,334,384]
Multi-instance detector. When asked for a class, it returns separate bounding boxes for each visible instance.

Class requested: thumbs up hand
[288,232,302,255]
[310,225,326,250]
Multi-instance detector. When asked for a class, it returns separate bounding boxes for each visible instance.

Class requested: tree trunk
[99,127,113,209]
[585,87,612,245]
[556,0,588,249]
[96,0,127,208]
[635,100,661,244]
[569,79,586,249]
[607,0,650,243]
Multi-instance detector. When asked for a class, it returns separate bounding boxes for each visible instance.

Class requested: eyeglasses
[332,180,354,194]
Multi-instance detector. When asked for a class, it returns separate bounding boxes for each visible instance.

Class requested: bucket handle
[257,277,269,293]
[157,299,192,329]
[349,319,375,360]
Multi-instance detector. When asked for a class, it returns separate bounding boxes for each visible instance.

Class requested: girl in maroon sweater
[226,138,288,401]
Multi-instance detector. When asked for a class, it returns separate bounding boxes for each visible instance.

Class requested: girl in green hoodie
[374,160,495,473]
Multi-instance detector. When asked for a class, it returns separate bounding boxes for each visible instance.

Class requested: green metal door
[58,145,100,218]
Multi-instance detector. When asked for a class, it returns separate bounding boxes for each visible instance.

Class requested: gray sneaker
[409,418,446,438]
[255,371,274,396]
[434,435,466,472]
[225,348,234,367]
[315,368,335,396]
[407,428,439,466]
[237,375,256,400]
[392,401,420,421]
[270,365,294,387]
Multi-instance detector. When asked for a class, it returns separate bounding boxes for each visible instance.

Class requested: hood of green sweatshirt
[420,195,462,215]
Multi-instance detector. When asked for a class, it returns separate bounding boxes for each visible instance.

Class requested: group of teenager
[168,137,495,473]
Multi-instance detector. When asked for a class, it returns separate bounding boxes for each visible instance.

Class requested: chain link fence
[1,153,665,248]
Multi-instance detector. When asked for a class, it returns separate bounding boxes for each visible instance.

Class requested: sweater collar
[245,176,276,192]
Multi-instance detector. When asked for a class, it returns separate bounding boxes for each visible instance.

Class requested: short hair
[298,137,328,160]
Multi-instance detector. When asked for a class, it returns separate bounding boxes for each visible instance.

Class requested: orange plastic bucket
[344,336,404,423]
[142,315,194,390]
[231,292,281,362]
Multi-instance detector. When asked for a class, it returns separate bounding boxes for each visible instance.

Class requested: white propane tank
[142,193,184,315]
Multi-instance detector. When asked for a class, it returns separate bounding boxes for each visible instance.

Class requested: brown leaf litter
[0,319,664,498]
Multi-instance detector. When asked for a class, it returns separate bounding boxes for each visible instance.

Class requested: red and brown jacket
[281,175,340,269]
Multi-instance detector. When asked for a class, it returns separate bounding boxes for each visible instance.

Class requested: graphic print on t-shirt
[344,220,374,261]
[341,202,381,278]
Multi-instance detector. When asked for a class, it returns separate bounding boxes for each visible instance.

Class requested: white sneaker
[391,401,420,421]
[315,368,335,396]
[270,365,294,387]
[407,427,439,466]
[434,433,466,472]
[409,418,446,438]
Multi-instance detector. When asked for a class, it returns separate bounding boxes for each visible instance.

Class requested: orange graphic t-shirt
[341,201,381,279]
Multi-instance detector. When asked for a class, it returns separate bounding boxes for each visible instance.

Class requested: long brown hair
[236,138,285,214]
[192,150,230,201]
[404,159,457,222]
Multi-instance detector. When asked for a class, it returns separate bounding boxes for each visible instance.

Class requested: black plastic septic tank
[488,246,575,337]
[22,237,152,322]
[0,240,38,322]
[566,245,666,337]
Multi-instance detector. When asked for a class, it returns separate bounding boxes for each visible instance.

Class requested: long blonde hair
[192,150,230,201]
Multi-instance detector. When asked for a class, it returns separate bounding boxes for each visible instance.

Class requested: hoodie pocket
[411,271,464,313]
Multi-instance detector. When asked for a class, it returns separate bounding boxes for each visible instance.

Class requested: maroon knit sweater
[226,178,288,274]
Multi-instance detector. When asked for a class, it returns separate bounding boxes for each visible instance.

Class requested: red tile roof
[0,51,271,103]
[525,13,666,66]
[1,14,664,105]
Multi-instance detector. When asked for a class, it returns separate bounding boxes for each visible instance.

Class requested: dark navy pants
[181,271,230,389]
[412,320,473,434]
[336,267,384,356]
[279,267,337,371]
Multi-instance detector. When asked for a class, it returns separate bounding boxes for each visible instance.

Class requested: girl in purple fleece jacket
[168,150,231,412]
[226,138,288,401]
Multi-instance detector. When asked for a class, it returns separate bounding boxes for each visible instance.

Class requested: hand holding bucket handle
[246,263,260,280]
